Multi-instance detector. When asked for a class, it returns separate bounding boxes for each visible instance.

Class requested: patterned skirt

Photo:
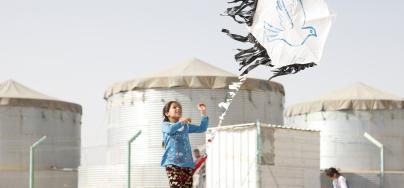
[165,165,193,188]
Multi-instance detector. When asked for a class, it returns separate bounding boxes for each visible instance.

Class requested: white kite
[223,0,333,79]
[216,0,333,126]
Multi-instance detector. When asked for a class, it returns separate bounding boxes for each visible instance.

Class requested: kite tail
[222,29,318,80]
[222,0,258,26]
[217,75,247,127]
[269,62,317,79]
[222,29,272,76]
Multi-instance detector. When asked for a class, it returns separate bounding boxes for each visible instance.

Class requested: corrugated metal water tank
[206,123,320,188]
[0,80,82,188]
[78,58,285,188]
[285,83,404,187]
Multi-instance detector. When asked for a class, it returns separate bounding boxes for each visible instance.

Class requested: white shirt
[332,176,349,188]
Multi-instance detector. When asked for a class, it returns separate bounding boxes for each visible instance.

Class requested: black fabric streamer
[223,0,258,26]
[269,63,317,80]
[222,0,318,80]
[222,29,317,80]
[222,29,272,76]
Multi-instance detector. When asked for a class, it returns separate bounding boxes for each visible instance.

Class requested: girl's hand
[197,103,207,116]
[179,118,192,124]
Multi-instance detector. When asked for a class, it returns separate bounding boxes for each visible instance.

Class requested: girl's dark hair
[325,167,340,177]
[162,101,182,122]
[161,101,182,148]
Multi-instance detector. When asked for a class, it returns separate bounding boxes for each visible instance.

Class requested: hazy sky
[1,0,403,146]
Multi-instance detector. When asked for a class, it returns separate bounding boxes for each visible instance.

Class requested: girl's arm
[189,103,209,133]
[188,116,209,133]
[162,121,184,135]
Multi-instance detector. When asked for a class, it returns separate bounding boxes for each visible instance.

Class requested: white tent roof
[145,58,236,77]
[286,83,404,116]
[0,80,82,113]
[104,58,285,99]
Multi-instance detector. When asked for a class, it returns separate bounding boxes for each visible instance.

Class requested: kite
[217,0,333,126]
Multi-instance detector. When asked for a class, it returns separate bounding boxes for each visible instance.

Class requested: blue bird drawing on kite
[264,0,317,47]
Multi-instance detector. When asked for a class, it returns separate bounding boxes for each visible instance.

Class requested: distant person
[325,167,349,188]
[161,101,209,188]
[193,149,202,161]
[192,149,207,188]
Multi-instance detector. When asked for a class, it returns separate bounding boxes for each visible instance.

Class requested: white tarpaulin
[0,80,82,113]
[286,82,404,116]
[104,58,285,99]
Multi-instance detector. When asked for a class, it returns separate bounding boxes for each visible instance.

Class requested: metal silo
[0,80,82,188]
[78,58,285,188]
[285,83,404,188]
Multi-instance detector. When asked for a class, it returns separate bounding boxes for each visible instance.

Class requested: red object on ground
[192,156,207,175]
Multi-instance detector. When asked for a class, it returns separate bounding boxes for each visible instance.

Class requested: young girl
[161,101,209,188]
